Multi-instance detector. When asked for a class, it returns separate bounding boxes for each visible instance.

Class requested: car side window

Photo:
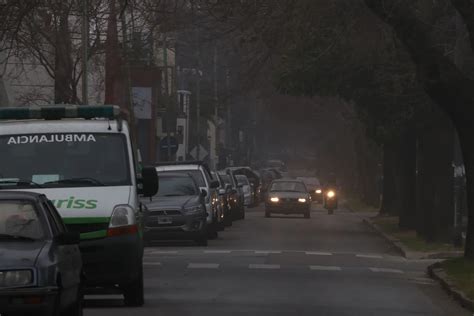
[47,201,67,233]
[42,202,61,236]
[202,168,212,187]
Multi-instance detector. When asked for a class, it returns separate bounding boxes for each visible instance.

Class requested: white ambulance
[0,105,158,306]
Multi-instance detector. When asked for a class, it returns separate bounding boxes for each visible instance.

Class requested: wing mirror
[138,166,159,197]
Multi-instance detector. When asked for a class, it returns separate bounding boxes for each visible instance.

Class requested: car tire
[61,287,83,316]
[123,264,144,307]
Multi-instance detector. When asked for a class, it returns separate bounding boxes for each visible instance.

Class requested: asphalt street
[84,204,470,316]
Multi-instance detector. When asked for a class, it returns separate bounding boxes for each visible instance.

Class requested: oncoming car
[265,180,311,218]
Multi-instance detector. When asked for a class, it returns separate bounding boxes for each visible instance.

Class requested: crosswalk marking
[255,250,282,254]
[309,265,341,271]
[369,267,404,274]
[249,264,281,269]
[305,251,332,256]
[204,250,232,254]
[188,263,220,269]
[356,254,383,259]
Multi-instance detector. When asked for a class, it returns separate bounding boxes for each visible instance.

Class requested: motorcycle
[324,189,338,215]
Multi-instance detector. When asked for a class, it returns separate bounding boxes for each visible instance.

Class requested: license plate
[158,216,172,224]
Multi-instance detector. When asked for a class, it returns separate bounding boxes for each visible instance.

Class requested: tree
[364,0,474,258]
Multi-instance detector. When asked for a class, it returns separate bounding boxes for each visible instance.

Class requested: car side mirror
[201,189,208,198]
[56,231,80,245]
[138,166,159,197]
[210,180,220,189]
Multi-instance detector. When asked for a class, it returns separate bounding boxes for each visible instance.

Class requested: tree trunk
[54,4,74,104]
[397,126,417,230]
[380,140,399,216]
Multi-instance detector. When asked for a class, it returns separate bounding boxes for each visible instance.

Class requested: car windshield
[0,201,44,240]
[220,174,231,185]
[236,176,249,185]
[160,170,206,187]
[270,182,306,193]
[0,133,130,188]
[156,175,198,197]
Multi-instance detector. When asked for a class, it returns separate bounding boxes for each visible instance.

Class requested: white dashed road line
[309,265,341,271]
[356,254,383,259]
[204,250,232,254]
[188,263,220,269]
[369,267,404,274]
[143,262,162,266]
[249,264,281,269]
[305,251,332,256]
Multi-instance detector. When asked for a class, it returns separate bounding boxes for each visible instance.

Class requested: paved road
[84,205,469,316]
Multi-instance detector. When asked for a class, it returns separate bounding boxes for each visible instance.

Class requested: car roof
[157,172,194,178]
[272,179,304,184]
[156,164,201,171]
[0,191,44,201]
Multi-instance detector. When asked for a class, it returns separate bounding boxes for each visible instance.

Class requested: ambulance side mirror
[138,166,159,197]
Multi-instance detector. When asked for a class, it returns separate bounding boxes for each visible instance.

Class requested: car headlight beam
[270,197,279,203]
[327,190,336,198]
[298,198,307,203]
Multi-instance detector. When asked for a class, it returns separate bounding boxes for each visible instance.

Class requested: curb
[362,218,463,260]
[428,263,474,312]
[363,218,408,258]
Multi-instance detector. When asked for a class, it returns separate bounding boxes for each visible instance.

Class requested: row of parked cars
[140,162,262,247]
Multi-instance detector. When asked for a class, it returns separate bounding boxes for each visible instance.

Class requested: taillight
[107,205,138,237]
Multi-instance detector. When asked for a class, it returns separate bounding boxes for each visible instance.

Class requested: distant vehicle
[142,173,208,246]
[0,191,83,316]
[155,162,221,238]
[218,171,243,221]
[227,167,261,206]
[224,168,246,220]
[265,160,288,172]
[236,175,252,206]
[212,171,233,227]
[297,177,323,203]
[265,180,311,218]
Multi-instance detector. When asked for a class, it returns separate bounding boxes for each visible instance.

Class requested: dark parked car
[218,171,241,222]
[223,169,246,220]
[227,167,261,207]
[212,171,233,227]
[265,180,312,218]
[0,191,83,316]
[142,173,208,246]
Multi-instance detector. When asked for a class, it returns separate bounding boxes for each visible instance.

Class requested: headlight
[327,190,336,198]
[184,206,203,214]
[270,197,279,203]
[316,189,322,194]
[298,198,307,203]
[0,270,33,288]
[109,205,135,228]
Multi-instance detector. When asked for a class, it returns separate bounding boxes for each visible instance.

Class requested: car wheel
[61,287,83,316]
[123,264,144,307]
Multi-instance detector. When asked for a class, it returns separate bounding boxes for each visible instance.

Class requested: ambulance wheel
[123,265,144,307]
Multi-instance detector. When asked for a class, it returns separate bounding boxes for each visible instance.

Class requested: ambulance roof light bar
[0,105,121,121]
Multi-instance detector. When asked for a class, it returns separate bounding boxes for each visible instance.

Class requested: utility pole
[81,0,88,104]
[213,44,219,168]
[195,32,201,161]
[225,67,231,150]
[163,34,172,161]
